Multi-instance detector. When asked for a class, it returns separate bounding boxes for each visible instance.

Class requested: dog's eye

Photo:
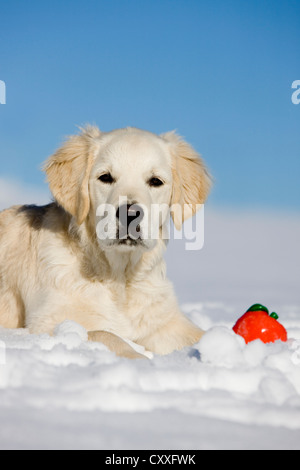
[99,173,114,184]
[148,177,164,187]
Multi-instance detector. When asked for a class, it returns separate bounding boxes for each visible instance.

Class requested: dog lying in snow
[0,126,211,358]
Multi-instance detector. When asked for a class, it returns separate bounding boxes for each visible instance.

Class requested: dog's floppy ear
[43,126,101,225]
[161,131,212,230]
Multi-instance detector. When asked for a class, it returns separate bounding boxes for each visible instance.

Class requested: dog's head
[44,126,211,252]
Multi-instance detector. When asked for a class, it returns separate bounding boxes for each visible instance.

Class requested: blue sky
[0,0,299,211]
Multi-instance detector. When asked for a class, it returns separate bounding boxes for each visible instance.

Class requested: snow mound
[0,304,299,449]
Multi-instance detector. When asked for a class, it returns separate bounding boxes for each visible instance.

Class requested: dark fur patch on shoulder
[17,203,55,230]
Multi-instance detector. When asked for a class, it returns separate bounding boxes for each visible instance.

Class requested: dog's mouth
[116,233,145,247]
[118,238,142,246]
[105,238,146,251]
[116,225,145,246]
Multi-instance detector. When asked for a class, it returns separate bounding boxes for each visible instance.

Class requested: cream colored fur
[0,126,211,358]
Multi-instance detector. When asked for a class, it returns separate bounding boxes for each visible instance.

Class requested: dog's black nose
[116,204,144,226]
[116,204,144,238]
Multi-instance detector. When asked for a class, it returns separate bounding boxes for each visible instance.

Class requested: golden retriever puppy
[0,126,211,358]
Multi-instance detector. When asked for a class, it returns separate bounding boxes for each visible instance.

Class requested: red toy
[233,304,288,344]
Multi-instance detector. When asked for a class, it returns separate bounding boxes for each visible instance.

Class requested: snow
[0,206,300,449]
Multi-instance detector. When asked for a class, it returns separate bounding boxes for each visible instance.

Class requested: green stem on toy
[270,312,279,320]
[247,304,269,314]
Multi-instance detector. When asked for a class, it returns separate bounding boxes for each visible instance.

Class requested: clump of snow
[196,323,300,408]
[54,320,88,347]
[197,326,246,367]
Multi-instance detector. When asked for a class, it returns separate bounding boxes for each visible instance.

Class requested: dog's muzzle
[116,203,145,241]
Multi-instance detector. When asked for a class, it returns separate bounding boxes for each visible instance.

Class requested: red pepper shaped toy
[233,304,288,344]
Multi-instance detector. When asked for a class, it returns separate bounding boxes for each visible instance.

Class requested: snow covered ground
[0,310,299,450]
[0,182,300,450]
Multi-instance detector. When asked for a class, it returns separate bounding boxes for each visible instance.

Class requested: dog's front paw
[88,330,150,359]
